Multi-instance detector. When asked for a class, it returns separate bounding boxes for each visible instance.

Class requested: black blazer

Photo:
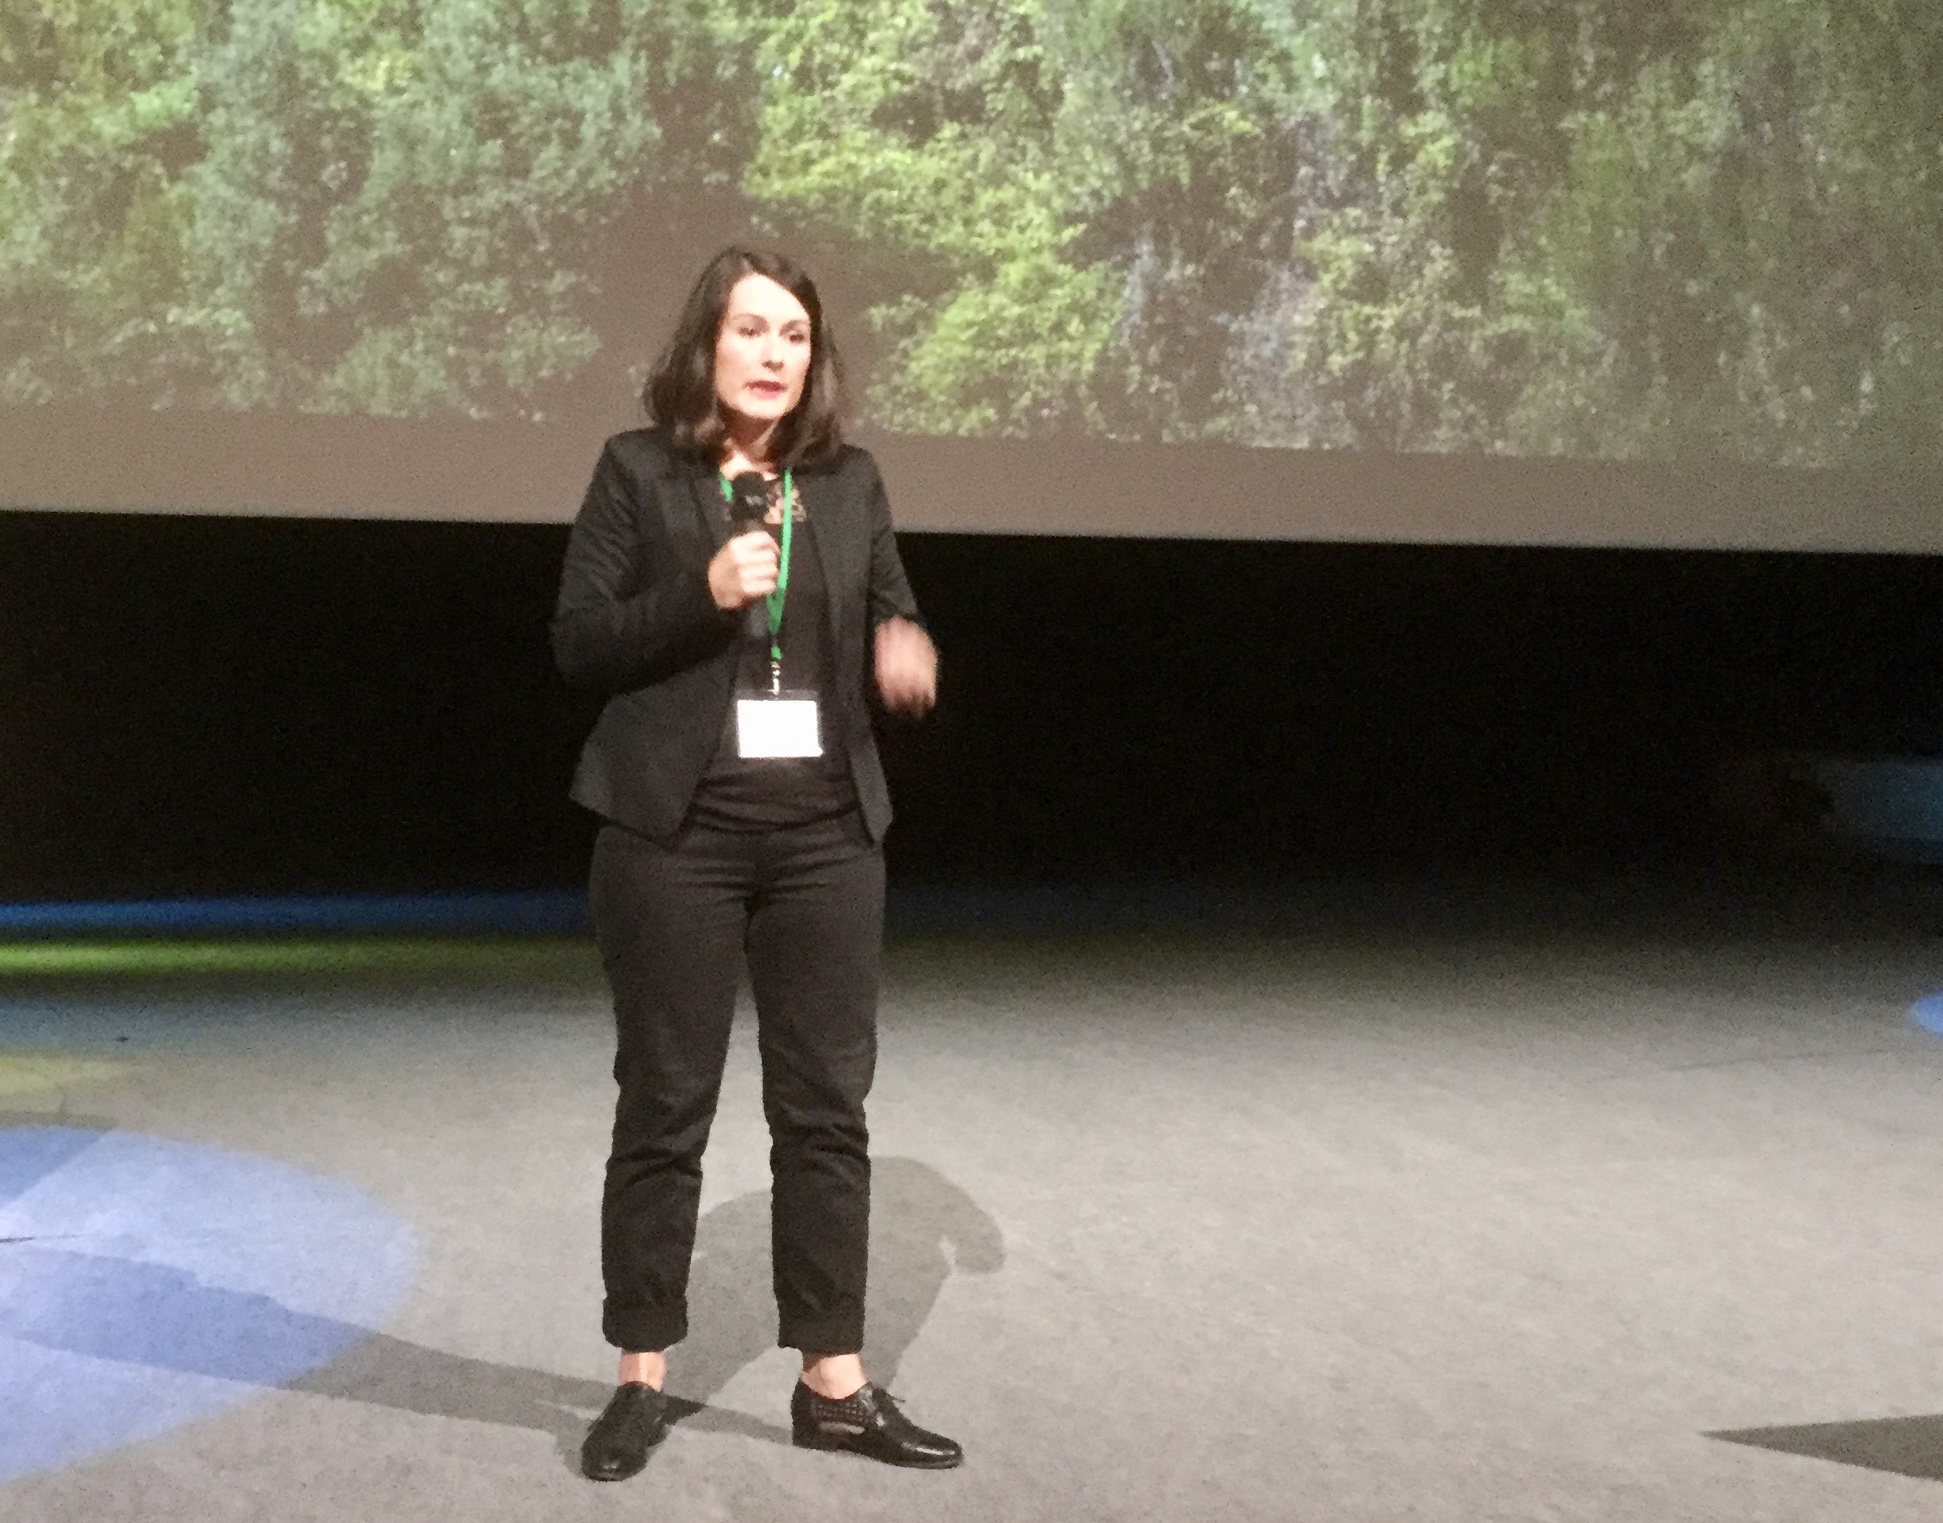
[551,428,922,843]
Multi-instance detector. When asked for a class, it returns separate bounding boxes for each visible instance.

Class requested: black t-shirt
[690,485,858,830]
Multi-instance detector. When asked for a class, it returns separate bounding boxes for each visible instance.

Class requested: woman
[551,246,957,1482]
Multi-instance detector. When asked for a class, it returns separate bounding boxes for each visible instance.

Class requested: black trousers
[590,810,883,1355]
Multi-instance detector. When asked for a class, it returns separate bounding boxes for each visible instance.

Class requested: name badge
[736,694,822,758]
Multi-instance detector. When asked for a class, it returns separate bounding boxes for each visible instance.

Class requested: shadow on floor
[673,1155,1004,1410]
[1710,1415,1943,1482]
[304,1153,1002,1471]
[0,1150,1000,1474]
[290,1335,616,1449]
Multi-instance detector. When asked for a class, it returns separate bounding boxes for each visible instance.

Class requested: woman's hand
[708,530,779,610]
[874,616,937,715]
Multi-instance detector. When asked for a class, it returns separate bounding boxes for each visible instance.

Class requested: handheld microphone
[726,471,773,640]
[728,471,771,532]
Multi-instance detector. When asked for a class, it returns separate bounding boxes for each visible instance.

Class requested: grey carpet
[5,877,1943,1520]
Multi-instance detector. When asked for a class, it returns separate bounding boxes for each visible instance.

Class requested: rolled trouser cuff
[778,1311,864,1355]
[604,1303,688,1353]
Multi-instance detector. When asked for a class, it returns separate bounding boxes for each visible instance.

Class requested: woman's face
[714,273,813,434]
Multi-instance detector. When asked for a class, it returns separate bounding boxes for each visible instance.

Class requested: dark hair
[642,245,845,468]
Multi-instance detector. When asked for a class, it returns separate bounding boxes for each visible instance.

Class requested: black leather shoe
[581,1383,668,1481]
[790,1380,963,1469]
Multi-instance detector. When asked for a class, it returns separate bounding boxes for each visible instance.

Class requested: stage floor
[5,874,1943,1521]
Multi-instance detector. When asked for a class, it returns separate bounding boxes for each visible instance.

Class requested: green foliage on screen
[2,0,1939,462]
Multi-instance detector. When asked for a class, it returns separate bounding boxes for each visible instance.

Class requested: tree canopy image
[3,0,1940,463]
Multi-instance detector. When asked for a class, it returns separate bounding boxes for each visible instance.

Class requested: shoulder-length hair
[642,246,845,468]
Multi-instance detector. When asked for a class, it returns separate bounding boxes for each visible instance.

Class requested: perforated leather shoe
[790,1380,963,1468]
[581,1383,667,1481]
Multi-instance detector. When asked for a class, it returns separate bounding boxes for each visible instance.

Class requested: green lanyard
[719,468,794,689]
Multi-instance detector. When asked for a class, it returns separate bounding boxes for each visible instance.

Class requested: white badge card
[736,694,822,759]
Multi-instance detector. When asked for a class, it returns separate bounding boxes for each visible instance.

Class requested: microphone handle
[727,473,776,652]
[727,520,769,644]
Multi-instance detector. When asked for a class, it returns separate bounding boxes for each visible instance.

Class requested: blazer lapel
[799,470,852,647]
[685,465,730,552]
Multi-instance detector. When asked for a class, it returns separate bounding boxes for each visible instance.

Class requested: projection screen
[3,0,1941,549]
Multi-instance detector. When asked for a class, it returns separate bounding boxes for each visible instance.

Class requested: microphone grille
[729,471,770,522]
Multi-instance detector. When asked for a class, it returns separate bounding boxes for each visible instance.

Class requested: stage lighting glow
[0,1056,129,1098]
[0,894,596,978]
[0,939,584,979]
[0,1126,416,1484]
[0,891,587,940]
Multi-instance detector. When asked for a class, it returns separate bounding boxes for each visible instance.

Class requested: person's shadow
[664,1155,1005,1447]
[305,1154,1002,1468]
[0,1150,1001,1472]
[297,1157,1010,1460]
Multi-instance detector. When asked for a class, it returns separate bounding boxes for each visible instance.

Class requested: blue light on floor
[0,1128,417,1483]
[0,891,588,940]
[1912,994,1943,1038]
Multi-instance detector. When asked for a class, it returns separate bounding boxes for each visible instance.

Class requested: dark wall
[2,511,1938,900]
